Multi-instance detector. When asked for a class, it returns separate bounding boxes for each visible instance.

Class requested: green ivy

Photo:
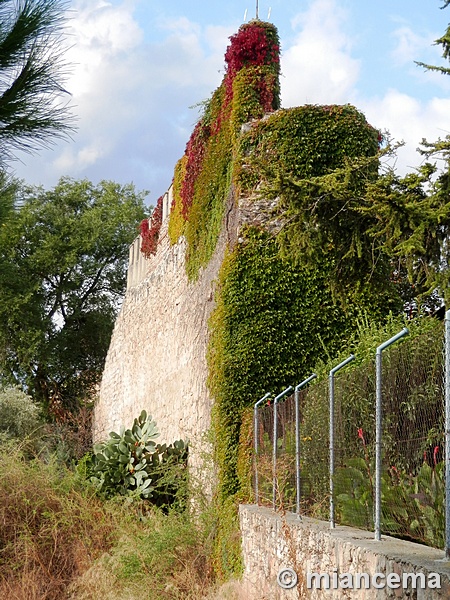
[207,228,379,500]
[168,156,187,245]
[237,104,378,184]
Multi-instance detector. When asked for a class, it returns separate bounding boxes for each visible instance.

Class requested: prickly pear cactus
[90,411,188,504]
[90,410,160,498]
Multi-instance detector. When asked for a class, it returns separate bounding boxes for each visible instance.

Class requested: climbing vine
[140,195,163,258]
[168,156,187,245]
[168,21,280,279]
[207,228,381,500]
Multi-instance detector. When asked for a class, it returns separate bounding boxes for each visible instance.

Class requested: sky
[11,0,450,206]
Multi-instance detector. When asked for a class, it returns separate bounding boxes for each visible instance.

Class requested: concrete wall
[239,505,450,599]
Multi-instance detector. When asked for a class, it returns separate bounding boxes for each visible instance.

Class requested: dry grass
[68,508,216,600]
[0,443,232,600]
[203,580,251,600]
[0,447,117,600]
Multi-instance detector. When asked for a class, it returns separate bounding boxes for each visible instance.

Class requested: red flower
[357,428,364,440]
[433,446,439,466]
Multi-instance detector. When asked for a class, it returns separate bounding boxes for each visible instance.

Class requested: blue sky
[12,0,450,205]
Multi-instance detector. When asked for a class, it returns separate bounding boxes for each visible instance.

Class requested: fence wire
[255,394,296,512]
[252,323,445,549]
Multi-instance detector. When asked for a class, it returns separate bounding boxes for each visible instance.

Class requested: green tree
[360,162,450,307]
[0,0,74,164]
[0,177,147,414]
[392,1,450,304]
[0,171,17,225]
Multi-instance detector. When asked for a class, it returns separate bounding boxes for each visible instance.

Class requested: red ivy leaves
[224,24,279,82]
[179,121,210,221]
[140,218,149,235]
[224,24,280,117]
[140,195,163,258]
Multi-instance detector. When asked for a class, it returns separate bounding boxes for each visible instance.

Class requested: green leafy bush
[0,386,41,441]
[335,458,444,548]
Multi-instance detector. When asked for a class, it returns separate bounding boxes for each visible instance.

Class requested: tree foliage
[0,0,74,164]
[373,1,450,305]
[360,161,450,305]
[0,386,41,441]
[0,177,147,413]
[237,104,389,304]
[415,1,450,76]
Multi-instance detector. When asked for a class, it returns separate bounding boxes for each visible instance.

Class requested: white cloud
[390,26,430,66]
[65,0,144,97]
[281,0,360,107]
[359,90,450,174]
[54,141,108,173]
[13,1,229,197]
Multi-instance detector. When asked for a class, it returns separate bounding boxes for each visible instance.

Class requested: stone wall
[93,188,238,473]
[239,505,450,599]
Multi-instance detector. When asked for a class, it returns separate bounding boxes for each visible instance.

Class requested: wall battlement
[127,184,173,290]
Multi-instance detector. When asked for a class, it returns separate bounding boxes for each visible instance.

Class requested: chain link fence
[253,321,445,549]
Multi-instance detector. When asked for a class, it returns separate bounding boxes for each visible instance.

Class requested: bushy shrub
[0,386,41,440]
[0,447,117,600]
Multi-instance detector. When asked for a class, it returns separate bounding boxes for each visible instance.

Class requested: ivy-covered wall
[168,21,280,279]
[95,20,409,577]
[163,22,400,508]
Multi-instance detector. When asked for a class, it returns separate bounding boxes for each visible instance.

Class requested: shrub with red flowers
[140,195,163,258]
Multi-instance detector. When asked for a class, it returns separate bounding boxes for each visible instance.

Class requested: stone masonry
[239,505,450,600]
[93,187,242,477]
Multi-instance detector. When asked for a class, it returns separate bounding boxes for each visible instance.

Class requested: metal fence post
[295,374,317,517]
[273,386,294,509]
[445,311,450,559]
[329,355,355,528]
[375,327,409,541]
[254,392,271,504]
